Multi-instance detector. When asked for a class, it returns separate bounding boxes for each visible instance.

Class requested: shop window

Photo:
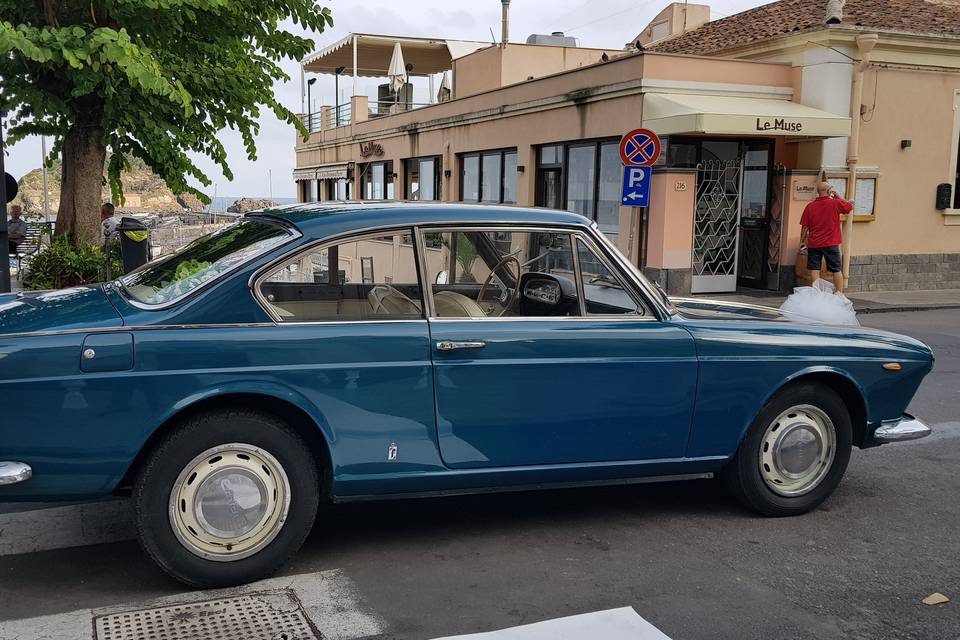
[460,149,517,203]
[309,179,319,203]
[362,161,394,200]
[405,156,441,201]
[535,139,620,243]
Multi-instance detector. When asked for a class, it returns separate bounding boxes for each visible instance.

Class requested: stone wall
[848,253,960,292]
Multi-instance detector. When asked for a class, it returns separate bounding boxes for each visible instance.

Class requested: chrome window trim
[418,224,657,322]
[586,222,671,320]
[118,220,302,312]
[251,225,427,324]
[413,226,437,319]
[574,232,652,318]
[0,323,278,340]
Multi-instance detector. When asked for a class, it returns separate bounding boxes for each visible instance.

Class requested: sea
[206,196,297,212]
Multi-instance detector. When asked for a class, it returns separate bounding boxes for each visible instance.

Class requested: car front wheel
[133,410,320,587]
[724,382,852,517]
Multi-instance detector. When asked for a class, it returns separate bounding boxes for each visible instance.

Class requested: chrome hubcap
[759,405,835,497]
[169,444,290,562]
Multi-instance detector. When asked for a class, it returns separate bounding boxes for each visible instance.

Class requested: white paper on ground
[779,278,860,326]
[430,607,672,640]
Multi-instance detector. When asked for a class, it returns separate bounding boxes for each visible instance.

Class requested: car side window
[425,230,581,318]
[259,232,424,321]
[575,237,646,316]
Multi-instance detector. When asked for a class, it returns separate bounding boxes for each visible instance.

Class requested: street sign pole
[619,128,661,213]
[0,114,10,294]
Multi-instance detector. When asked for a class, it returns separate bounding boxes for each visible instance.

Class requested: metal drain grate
[94,590,320,640]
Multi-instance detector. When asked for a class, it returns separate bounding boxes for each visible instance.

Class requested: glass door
[537,168,563,210]
[737,141,774,288]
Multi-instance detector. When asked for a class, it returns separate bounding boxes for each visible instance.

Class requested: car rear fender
[115,382,334,493]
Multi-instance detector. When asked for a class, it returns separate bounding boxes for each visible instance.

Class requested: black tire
[723,382,852,517]
[133,409,320,587]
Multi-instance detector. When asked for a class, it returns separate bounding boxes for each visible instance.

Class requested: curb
[854,303,960,315]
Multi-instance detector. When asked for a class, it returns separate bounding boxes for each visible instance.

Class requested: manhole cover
[94,590,320,640]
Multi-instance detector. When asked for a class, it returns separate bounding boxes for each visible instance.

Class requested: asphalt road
[1,309,958,640]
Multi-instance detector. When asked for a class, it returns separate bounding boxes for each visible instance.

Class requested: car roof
[247,202,593,238]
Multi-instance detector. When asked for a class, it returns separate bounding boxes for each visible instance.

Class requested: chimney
[825,0,844,24]
[501,0,511,44]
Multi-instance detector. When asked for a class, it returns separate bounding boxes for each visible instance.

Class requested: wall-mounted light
[900,139,912,149]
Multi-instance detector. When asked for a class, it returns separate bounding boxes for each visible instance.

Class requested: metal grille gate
[692,160,743,293]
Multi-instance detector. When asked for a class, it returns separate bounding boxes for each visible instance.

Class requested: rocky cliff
[13,157,198,215]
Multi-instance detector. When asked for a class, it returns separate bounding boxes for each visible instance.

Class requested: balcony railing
[299,100,434,135]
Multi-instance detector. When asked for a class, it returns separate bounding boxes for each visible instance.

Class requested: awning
[642,93,851,138]
[302,33,489,76]
[293,162,351,181]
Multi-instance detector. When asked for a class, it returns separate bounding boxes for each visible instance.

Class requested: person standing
[7,204,27,255]
[800,182,854,294]
[100,202,119,246]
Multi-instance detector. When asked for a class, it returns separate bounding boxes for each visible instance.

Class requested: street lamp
[334,66,345,127]
[306,77,317,132]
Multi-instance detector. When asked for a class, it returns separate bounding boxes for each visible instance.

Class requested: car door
[423,226,698,469]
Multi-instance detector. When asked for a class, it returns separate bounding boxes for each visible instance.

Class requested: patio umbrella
[387,42,407,98]
[437,71,452,102]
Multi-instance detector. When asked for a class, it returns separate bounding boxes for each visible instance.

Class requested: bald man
[800,182,854,293]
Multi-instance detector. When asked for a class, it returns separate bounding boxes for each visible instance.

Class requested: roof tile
[650,0,960,55]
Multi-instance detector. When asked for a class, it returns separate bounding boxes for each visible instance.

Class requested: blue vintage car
[0,203,933,586]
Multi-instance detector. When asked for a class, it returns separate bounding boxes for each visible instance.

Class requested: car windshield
[120,218,293,306]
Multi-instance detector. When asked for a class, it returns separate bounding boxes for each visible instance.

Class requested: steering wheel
[476,256,522,317]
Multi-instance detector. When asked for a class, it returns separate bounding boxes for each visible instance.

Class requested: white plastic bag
[779,278,859,326]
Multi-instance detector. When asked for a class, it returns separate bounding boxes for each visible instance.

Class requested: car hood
[0,286,123,335]
[671,296,933,359]
[671,297,790,322]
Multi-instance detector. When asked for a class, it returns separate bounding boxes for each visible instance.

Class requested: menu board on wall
[855,178,876,216]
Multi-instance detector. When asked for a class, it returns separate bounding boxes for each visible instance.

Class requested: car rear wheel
[133,410,319,587]
[724,382,852,517]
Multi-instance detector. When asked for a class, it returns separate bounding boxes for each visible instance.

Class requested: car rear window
[120,219,293,306]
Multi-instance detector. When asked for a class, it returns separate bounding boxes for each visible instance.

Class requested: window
[405,156,441,201]
[576,237,645,315]
[309,179,319,203]
[535,140,620,243]
[566,145,596,218]
[122,219,292,306]
[425,229,579,318]
[460,149,517,203]
[481,154,502,203]
[362,161,393,200]
[259,231,423,322]
[333,178,351,200]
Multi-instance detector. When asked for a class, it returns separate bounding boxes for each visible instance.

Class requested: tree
[0,1,332,244]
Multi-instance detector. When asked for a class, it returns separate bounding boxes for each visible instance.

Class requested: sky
[4,0,767,200]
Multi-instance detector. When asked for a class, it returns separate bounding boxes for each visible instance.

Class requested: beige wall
[853,66,960,254]
[453,44,625,99]
[645,171,696,270]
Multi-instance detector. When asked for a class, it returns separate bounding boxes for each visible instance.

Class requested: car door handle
[436,341,486,351]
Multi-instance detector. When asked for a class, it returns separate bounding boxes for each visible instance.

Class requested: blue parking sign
[621,166,651,206]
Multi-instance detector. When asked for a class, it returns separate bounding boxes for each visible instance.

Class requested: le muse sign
[755,117,803,133]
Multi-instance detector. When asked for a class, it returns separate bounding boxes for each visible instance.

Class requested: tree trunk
[56,111,106,246]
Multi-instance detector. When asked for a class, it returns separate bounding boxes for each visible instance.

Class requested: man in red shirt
[800,182,854,293]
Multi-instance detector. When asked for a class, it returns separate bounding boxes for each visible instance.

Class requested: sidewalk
[702,288,960,314]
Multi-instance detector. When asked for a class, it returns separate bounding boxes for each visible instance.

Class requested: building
[293,0,960,294]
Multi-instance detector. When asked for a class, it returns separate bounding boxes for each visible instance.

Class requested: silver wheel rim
[168,443,291,562]
[759,404,836,497]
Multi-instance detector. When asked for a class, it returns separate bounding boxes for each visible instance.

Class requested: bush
[24,236,124,290]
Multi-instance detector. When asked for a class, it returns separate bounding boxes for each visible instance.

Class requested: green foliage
[24,236,123,290]
[0,1,334,204]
